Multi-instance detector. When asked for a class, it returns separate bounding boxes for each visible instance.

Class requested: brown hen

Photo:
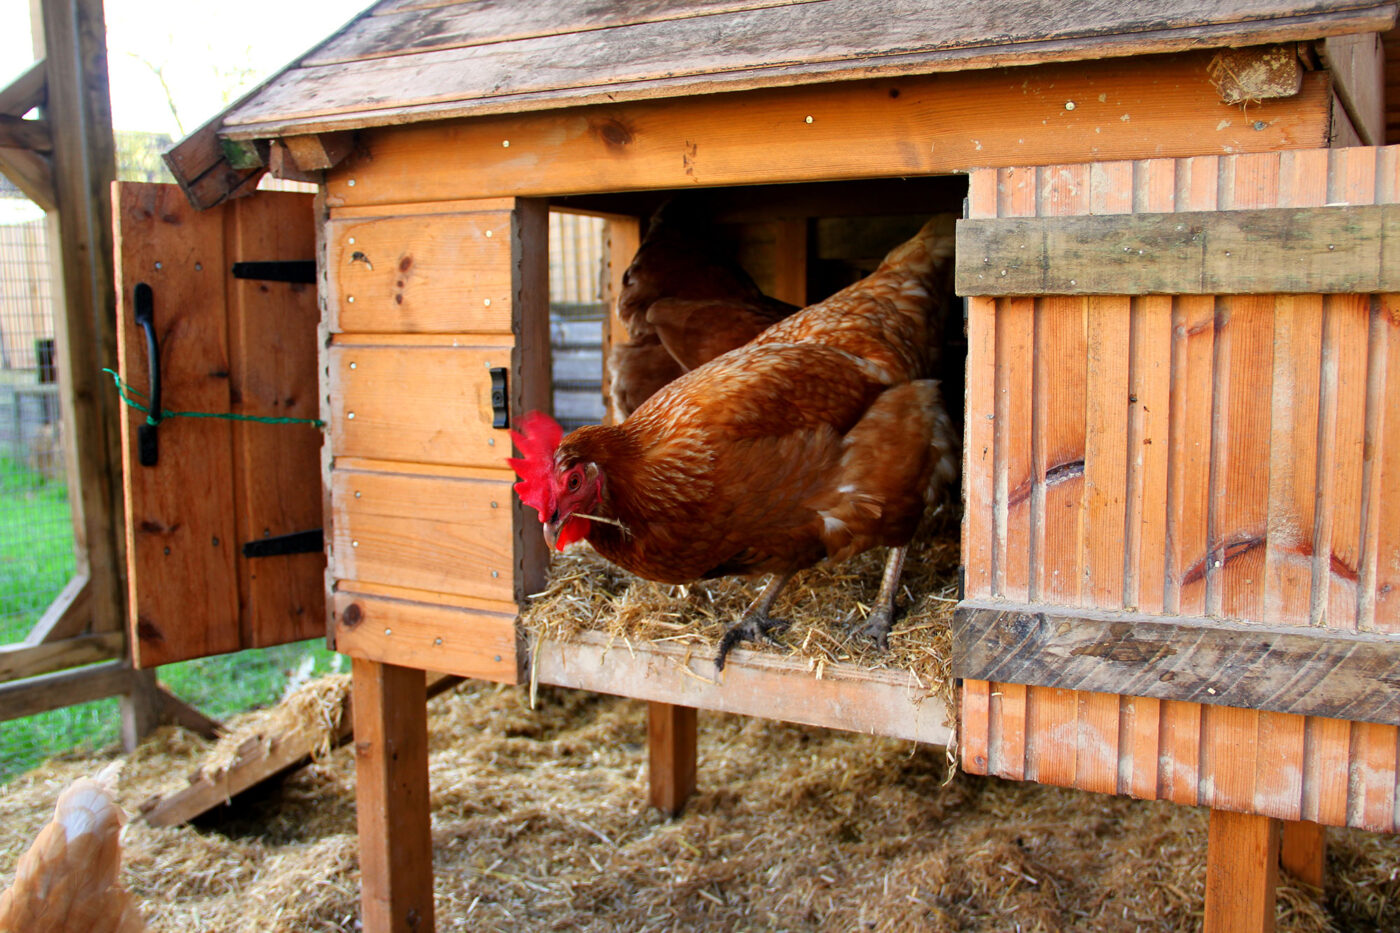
[609,199,798,417]
[512,216,957,669]
[0,764,146,933]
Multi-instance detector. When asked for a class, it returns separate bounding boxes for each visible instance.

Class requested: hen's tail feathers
[0,769,147,933]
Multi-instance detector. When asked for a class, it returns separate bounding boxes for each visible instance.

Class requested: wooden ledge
[531,629,953,746]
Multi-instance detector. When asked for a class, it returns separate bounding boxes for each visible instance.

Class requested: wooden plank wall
[961,146,1400,833]
[322,197,548,685]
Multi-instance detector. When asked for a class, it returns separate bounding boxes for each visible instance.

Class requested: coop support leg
[648,701,696,816]
[1279,819,1326,889]
[1204,809,1281,933]
[353,659,434,933]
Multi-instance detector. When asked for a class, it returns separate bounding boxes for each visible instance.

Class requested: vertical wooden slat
[1302,716,1352,826]
[1372,292,1400,632]
[994,166,1036,601]
[1127,158,1175,614]
[963,169,998,600]
[1254,712,1306,821]
[1265,150,1327,625]
[996,682,1027,782]
[1123,695,1161,799]
[1034,164,1088,607]
[1204,809,1281,933]
[961,679,991,774]
[225,192,326,649]
[1317,148,1376,631]
[1166,156,1219,617]
[599,212,641,426]
[1025,686,1077,786]
[353,658,434,933]
[1357,298,1386,630]
[1159,699,1202,806]
[1084,161,1132,614]
[1075,689,1120,796]
[512,199,552,604]
[1347,722,1398,832]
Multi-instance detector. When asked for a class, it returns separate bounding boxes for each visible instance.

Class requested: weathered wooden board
[115,183,324,666]
[330,467,514,603]
[225,189,325,650]
[332,588,520,684]
[318,54,1333,207]
[326,209,515,333]
[327,0,821,65]
[953,600,1400,725]
[1321,31,1387,145]
[218,1,1392,136]
[328,340,512,467]
[533,630,953,747]
[956,204,1400,296]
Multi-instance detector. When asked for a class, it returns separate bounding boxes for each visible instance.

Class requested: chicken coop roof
[166,0,1398,206]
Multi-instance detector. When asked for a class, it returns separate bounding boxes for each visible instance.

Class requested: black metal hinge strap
[231,261,317,284]
[242,529,325,558]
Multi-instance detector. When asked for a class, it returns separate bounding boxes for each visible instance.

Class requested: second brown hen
[609,199,798,417]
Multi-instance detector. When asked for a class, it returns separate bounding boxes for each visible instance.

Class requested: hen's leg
[715,572,794,672]
[857,545,907,650]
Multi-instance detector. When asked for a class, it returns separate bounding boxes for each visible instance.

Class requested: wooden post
[647,701,697,816]
[1279,819,1326,889]
[1204,809,1281,933]
[599,213,641,426]
[352,658,434,933]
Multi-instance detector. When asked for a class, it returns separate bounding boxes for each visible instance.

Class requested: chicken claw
[852,545,909,652]
[715,572,794,671]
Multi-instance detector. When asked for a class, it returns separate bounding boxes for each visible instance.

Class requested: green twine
[103,368,326,429]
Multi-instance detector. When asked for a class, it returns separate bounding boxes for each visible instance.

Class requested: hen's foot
[855,605,894,652]
[714,612,790,672]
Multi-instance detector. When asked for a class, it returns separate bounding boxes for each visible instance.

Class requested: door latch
[489,367,509,429]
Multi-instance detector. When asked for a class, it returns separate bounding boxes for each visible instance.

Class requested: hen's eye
[567,472,582,492]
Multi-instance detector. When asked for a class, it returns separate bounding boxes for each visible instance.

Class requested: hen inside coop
[525,177,969,708]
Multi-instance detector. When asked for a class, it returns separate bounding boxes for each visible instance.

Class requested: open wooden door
[113,182,325,667]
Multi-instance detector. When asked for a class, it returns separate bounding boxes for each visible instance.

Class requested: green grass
[0,457,345,784]
[0,456,75,644]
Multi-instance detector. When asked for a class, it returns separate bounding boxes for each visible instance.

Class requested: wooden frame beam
[0,59,47,115]
[535,630,954,746]
[352,658,435,933]
[317,51,1333,208]
[1204,809,1281,933]
[648,701,697,816]
[953,599,1400,725]
[0,113,52,151]
[0,631,122,682]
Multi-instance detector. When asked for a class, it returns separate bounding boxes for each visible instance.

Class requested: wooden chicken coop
[113,1,1400,930]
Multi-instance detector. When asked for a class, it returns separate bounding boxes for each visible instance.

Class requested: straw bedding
[520,529,963,706]
[1,676,1398,932]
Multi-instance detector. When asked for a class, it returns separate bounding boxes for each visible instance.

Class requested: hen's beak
[543,508,563,550]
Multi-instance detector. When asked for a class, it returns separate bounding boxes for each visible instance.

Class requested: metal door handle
[133,282,160,467]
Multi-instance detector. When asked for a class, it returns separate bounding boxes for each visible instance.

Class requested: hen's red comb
[506,411,563,521]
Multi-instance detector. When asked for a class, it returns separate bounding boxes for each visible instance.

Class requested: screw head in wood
[1064,100,1076,110]
[347,179,356,186]
[804,115,813,124]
